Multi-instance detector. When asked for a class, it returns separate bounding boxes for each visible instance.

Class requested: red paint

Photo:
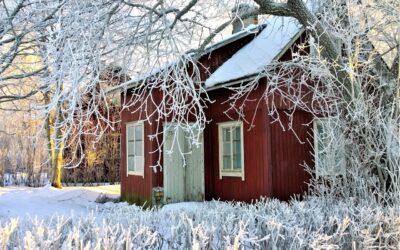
[120,92,162,201]
[270,110,313,200]
[119,31,314,202]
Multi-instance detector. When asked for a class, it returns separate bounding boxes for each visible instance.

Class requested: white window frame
[218,121,245,181]
[313,118,345,178]
[126,121,144,177]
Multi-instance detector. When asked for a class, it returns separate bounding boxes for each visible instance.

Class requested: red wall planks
[120,92,162,202]
[204,86,313,202]
[119,31,314,203]
[270,110,313,200]
[204,86,272,202]
[121,92,314,203]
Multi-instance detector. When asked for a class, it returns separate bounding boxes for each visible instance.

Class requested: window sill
[127,171,144,177]
[220,171,245,181]
[316,173,344,179]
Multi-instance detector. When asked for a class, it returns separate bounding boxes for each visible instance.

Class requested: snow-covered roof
[205,16,303,88]
[106,24,264,94]
[107,16,304,94]
[201,23,263,55]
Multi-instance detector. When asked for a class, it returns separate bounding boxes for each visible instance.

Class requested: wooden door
[163,125,185,203]
[184,127,204,201]
[163,124,204,203]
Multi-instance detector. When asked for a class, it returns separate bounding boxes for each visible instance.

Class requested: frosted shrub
[1,198,400,249]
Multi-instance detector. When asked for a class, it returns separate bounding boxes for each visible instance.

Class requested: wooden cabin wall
[267,33,313,200]
[270,110,313,200]
[204,85,272,202]
[205,87,314,202]
[120,91,162,205]
[119,31,314,203]
[202,34,310,202]
[119,31,262,203]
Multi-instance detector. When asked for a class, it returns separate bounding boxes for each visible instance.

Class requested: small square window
[219,121,245,180]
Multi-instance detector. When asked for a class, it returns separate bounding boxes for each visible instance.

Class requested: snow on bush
[1,197,400,249]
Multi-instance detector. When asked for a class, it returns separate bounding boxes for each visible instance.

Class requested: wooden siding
[120,92,162,203]
[204,85,271,202]
[270,110,313,200]
[120,30,314,203]
[204,89,312,201]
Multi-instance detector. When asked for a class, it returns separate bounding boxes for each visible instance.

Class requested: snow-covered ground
[1,186,398,248]
[0,185,120,219]
[0,185,205,220]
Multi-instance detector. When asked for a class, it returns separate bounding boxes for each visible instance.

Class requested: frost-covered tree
[0,0,398,193]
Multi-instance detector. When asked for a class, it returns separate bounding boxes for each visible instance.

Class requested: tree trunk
[51,143,63,188]
[44,92,64,189]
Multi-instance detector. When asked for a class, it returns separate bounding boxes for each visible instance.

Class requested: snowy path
[0,185,120,219]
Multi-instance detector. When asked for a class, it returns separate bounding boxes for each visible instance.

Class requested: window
[314,119,345,177]
[218,121,245,180]
[126,121,144,176]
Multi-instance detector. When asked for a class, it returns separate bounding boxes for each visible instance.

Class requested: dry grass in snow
[1,185,400,249]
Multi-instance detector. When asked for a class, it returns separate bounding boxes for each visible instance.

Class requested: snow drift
[1,196,399,249]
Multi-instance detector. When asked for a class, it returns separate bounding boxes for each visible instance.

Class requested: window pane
[135,125,143,140]
[316,122,325,142]
[128,156,135,172]
[223,141,231,156]
[315,119,345,176]
[232,126,240,141]
[223,156,231,170]
[232,147,241,170]
[135,156,144,172]
[128,141,135,156]
[232,154,241,170]
[135,141,143,156]
[232,126,242,170]
[317,122,328,151]
[232,132,241,156]
[222,127,230,142]
[127,126,134,141]
[316,121,327,173]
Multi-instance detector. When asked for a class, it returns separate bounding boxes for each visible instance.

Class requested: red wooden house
[118,16,316,205]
